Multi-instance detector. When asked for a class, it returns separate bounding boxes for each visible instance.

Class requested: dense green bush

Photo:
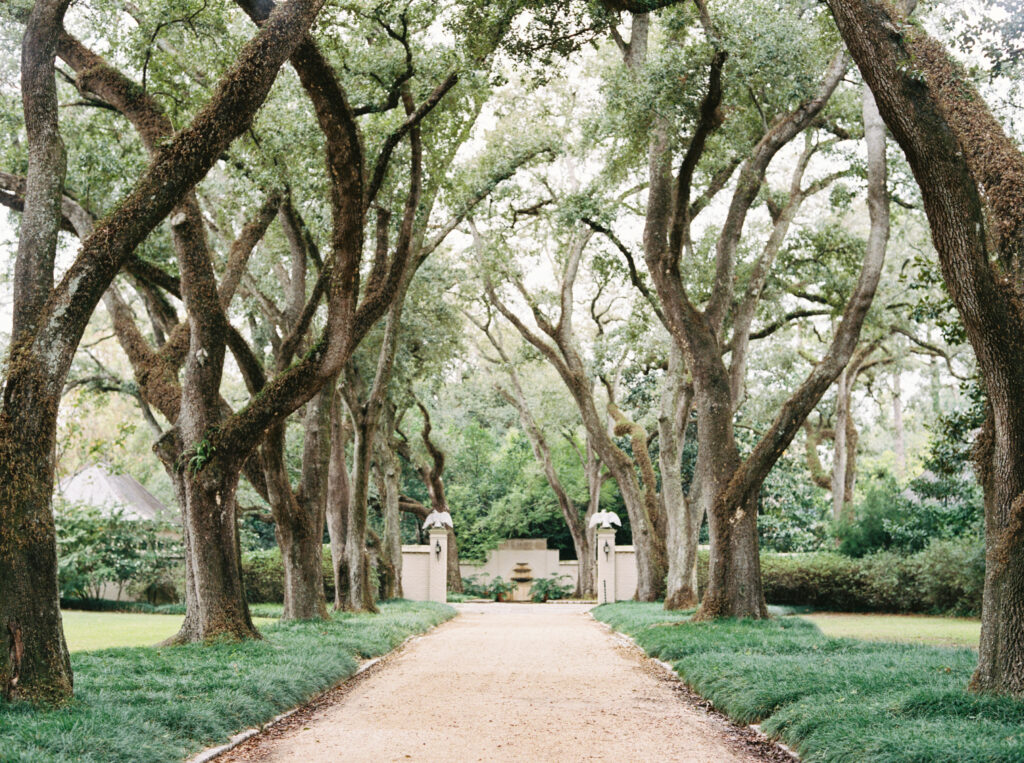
[530,573,574,601]
[241,546,335,603]
[696,536,985,616]
[55,501,181,602]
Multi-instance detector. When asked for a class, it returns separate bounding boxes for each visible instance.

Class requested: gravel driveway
[221,602,771,762]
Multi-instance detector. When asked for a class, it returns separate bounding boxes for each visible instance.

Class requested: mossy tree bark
[0,0,73,706]
[2,0,324,700]
[375,411,404,600]
[826,0,1024,696]
[598,7,886,617]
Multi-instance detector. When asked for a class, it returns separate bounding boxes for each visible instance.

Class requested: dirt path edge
[588,614,800,763]
[184,622,450,763]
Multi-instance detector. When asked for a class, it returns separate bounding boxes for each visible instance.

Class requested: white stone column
[428,527,448,604]
[595,527,617,604]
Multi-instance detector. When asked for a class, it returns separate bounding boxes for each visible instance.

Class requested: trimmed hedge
[241,545,335,603]
[696,536,985,616]
[239,537,984,613]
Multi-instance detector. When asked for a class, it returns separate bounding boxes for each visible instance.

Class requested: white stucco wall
[458,539,579,589]
[614,546,637,601]
[401,546,430,602]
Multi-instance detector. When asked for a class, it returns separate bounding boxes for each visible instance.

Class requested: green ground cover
[800,612,981,648]
[60,611,277,652]
[593,602,1024,762]
[0,601,454,763]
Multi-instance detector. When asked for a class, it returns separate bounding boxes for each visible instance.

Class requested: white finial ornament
[588,511,621,529]
[423,510,453,529]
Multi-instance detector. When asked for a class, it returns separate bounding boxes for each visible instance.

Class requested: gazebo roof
[58,465,172,521]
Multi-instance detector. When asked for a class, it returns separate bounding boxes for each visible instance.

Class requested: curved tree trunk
[825,0,1024,696]
[0,0,73,705]
[326,393,351,611]
[375,419,403,599]
[479,226,665,600]
[267,388,331,620]
[341,402,379,612]
[480,319,596,598]
[0,416,72,704]
[832,365,853,523]
[661,346,700,610]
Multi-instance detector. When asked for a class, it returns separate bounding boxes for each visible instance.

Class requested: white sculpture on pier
[588,511,621,529]
[423,510,453,530]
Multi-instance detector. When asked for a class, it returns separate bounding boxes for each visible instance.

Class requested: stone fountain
[510,561,533,602]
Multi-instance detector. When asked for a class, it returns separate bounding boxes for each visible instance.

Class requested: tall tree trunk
[374,411,403,599]
[326,393,351,611]
[0,413,71,704]
[170,464,258,642]
[832,365,853,523]
[267,389,331,620]
[480,227,665,600]
[892,367,906,477]
[481,319,595,597]
[579,438,601,598]
[662,346,700,610]
[692,347,769,620]
[342,404,379,612]
[826,0,1024,695]
[0,0,73,705]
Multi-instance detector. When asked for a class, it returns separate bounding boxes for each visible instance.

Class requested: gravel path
[221,603,774,762]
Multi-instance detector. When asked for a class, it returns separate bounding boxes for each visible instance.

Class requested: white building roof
[58,465,171,521]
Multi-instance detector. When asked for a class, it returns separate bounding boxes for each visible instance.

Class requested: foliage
[757,452,831,553]
[593,602,1022,762]
[837,466,982,558]
[54,501,180,602]
[240,546,334,604]
[529,573,573,602]
[0,602,454,762]
[710,537,984,616]
[487,576,516,601]
[461,574,492,598]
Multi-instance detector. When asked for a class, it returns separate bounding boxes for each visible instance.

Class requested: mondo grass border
[0,601,455,763]
[592,602,1024,763]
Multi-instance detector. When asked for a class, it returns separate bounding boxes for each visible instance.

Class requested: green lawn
[799,612,981,648]
[594,602,1024,762]
[1,601,454,763]
[61,611,277,652]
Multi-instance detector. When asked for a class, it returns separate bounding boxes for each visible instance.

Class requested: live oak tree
[587,1,889,616]
[467,311,600,597]
[825,0,1024,696]
[1,0,324,703]
[475,216,670,601]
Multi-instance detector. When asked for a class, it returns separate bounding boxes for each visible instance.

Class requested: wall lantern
[434,539,443,560]
[603,540,612,560]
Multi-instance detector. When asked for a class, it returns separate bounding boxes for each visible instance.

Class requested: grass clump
[592,602,1024,762]
[0,601,454,763]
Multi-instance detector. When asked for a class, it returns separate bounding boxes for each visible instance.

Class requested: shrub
[461,574,492,598]
[530,573,574,602]
[55,501,181,601]
[696,535,985,615]
[241,546,334,603]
